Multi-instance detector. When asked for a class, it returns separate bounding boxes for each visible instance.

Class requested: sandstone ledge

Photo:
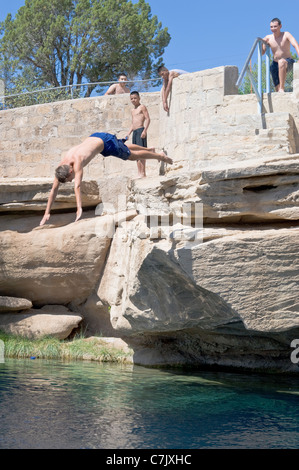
[0,306,82,340]
[0,296,32,312]
[0,157,298,372]
[0,178,100,212]
[129,154,299,223]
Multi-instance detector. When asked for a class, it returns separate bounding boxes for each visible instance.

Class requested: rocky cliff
[0,66,298,372]
[1,152,298,372]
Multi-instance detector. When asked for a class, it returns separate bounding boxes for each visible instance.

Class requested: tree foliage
[0,0,170,105]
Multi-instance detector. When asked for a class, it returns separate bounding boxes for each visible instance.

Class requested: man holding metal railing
[262,17,299,93]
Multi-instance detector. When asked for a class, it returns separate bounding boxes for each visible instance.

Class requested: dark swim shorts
[89,132,131,160]
[132,127,147,147]
[270,58,295,87]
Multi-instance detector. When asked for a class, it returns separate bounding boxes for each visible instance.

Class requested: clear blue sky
[1,0,299,76]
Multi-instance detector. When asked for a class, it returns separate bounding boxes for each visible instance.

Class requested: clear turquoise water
[0,358,298,449]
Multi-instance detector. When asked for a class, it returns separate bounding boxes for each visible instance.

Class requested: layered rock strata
[0,153,298,372]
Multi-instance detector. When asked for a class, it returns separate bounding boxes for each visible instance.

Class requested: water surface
[0,358,298,449]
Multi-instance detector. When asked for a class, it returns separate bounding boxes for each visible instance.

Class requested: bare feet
[159,151,173,164]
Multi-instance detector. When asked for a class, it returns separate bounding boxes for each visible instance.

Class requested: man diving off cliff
[39,132,173,226]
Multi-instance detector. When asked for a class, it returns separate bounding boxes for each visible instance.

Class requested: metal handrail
[236,37,271,113]
[0,77,162,110]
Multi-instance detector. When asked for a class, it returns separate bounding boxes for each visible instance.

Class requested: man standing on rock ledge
[262,17,299,92]
[39,132,172,226]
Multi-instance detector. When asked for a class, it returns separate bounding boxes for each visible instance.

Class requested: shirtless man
[262,18,299,92]
[157,66,188,112]
[39,133,172,226]
[125,91,151,177]
[105,73,130,95]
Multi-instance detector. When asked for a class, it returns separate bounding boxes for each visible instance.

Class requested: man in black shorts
[126,91,151,177]
[262,18,299,92]
[39,132,172,226]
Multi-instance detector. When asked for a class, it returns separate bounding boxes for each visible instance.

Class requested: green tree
[0,0,170,106]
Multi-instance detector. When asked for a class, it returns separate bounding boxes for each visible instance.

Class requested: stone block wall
[0,92,161,179]
[1,64,299,179]
[158,65,299,173]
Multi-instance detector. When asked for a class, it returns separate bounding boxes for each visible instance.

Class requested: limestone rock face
[0,154,298,372]
[98,229,240,334]
[0,296,32,312]
[0,305,82,339]
[128,155,299,223]
[97,219,299,335]
[0,179,100,212]
[0,215,112,304]
[1,66,299,369]
[175,227,299,333]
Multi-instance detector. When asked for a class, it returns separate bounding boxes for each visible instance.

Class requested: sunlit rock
[0,305,82,339]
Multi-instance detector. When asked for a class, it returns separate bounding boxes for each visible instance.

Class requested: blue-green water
[0,358,298,449]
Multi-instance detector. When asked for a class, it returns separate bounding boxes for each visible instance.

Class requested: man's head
[130,90,140,106]
[118,73,128,82]
[55,164,73,183]
[271,17,281,25]
[157,65,169,80]
[270,18,282,34]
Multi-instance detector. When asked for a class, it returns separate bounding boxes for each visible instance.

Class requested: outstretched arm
[164,71,179,105]
[40,178,60,226]
[74,168,83,222]
[160,73,172,112]
[287,31,299,60]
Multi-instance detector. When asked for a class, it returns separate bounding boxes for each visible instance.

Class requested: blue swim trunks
[270,58,295,87]
[89,132,131,160]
